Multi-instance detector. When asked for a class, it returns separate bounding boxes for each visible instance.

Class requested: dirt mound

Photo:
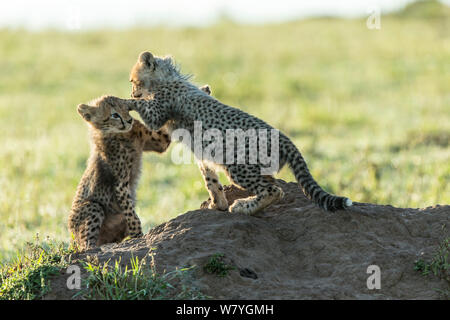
[48,180,449,299]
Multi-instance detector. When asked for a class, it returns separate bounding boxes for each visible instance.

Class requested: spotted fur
[69,95,171,250]
[111,52,352,215]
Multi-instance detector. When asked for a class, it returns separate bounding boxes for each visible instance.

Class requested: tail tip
[345,198,353,207]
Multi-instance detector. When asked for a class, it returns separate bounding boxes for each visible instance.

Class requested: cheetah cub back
[69,95,171,250]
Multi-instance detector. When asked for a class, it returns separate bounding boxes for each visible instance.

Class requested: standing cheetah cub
[105,52,352,215]
[69,96,171,250]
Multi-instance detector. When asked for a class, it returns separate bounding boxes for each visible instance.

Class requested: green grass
[0,239,205,300]
[203,253,235,277]
[77,254,205,300]
[414,237,449,298]
[0,236,74,299]
[0,3,449,261]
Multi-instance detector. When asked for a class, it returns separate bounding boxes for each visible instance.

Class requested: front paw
[208,196,229,211]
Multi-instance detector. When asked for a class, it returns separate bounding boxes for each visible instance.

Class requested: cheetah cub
[69,95,171,250]
[105,52,352,215]
[70,85,212,250]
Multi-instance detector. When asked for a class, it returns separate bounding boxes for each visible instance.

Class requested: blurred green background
[0,1,449,261]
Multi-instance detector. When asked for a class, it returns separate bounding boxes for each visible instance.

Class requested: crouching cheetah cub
[69,95,171,250]
[104,52,353,215]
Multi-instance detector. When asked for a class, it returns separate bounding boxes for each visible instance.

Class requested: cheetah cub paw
[229,188,285,215]
[208,195,229,211]
[229,197,258,215]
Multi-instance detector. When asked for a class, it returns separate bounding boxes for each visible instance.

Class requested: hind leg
[225,165,284,215]
[198,161,229,211]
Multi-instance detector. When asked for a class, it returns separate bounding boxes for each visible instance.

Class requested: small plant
[414,259,429,275]
[76,253,205,300]
[414,238,449,279]
[414,238,449,298]
[0,236,75,300]
[203,253,235,277]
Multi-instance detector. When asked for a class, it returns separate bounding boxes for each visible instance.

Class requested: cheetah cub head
[130,51,185,99]
[77,95,134,134]
[130,51,212,99]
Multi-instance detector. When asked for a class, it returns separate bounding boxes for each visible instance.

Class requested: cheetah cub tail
[286,144,353,212]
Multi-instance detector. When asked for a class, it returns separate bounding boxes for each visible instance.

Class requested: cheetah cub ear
[138,51,155,69]
[200,84,211,95]
[77,104,94,122]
